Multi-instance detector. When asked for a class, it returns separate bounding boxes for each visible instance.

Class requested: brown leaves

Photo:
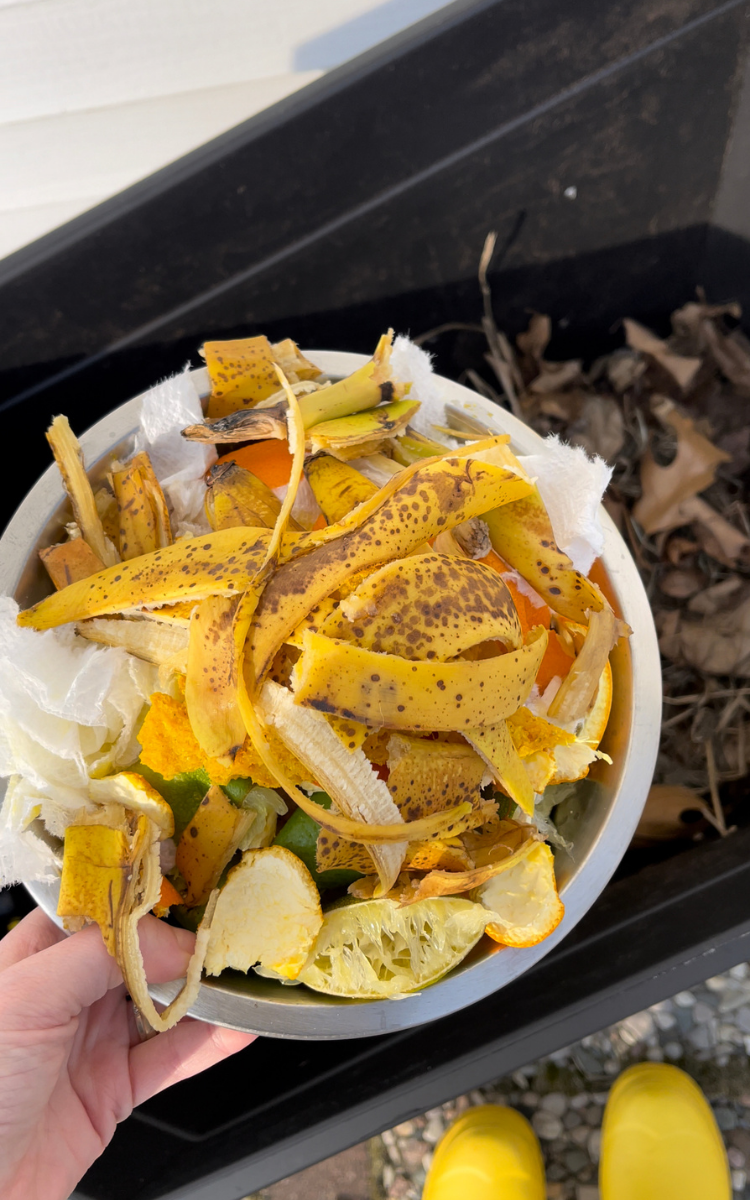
[672,300,750,396]
[633,398,731,535]
[658,595,750,678]
[623,319,702,391]
[632,784,712,845]
[422,269,750,841]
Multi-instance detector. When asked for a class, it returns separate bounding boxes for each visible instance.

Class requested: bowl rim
[5,350,661,1039]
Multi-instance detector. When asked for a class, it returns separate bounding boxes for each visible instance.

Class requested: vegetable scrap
[1,324,628,1017]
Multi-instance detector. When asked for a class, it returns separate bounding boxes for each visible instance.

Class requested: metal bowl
[2,351,661,1039]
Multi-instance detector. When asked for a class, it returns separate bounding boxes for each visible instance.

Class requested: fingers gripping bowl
[0,338,660,1038]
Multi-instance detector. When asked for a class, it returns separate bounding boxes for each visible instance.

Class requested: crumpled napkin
[392,337,611,574]
[519,437,612,574]
[0,596,158,886]
[136,367,216,537]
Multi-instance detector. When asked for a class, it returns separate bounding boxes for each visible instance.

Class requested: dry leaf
[658,568,707,600]
[567,395,625,463]
[689,499,750,569]
[670,300,741,351]
[633,398,731,534]
[658,596,750,676]
[528,360,583,394]
[699,322,750,397]
[687,576,745,617]
[623,318,702,391]
[605,350,646,394]
[632,784,711,845]
[537,392,584,422]
[717,427,750,475]
[516,313,551,362]
[665,535,700,565]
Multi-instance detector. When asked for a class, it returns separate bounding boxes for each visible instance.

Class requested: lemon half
[298,897,488,999]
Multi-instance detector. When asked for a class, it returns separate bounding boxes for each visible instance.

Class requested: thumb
[0,916,196,1031]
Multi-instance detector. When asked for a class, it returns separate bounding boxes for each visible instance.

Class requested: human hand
[0,907,255,1200]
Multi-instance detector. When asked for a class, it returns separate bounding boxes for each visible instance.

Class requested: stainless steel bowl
[1,351,661,1039]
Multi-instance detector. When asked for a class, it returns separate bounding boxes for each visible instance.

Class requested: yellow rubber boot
[600,1064,732,1200]
[422,1105,545,1200]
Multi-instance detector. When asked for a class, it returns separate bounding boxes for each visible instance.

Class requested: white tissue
[0,596,158,886]
[136,367,216,537]
[391,336,445,417]
[518,436,612,575]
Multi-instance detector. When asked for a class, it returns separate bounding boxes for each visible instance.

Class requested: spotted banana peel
[17,527,307,629]
[483,488,605,623]
[304,454,379,523]
[292,625,548,732]
[322,553,523,661]
[112,451,172,560]
[205,461,301,532]
[185,364,307,762]
[249,448,534,683]
[187,331,401,441]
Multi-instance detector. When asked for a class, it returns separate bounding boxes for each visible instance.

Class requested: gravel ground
[373,962,750,1200]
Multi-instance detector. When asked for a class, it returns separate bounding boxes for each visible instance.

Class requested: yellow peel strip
[292,626,548,731]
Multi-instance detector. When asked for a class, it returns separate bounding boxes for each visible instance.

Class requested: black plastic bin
[1,1,749,1196]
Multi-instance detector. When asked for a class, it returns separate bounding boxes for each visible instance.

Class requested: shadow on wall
[293,0,450,70]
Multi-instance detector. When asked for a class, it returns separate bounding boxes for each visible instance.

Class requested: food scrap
[2,327,628,1016]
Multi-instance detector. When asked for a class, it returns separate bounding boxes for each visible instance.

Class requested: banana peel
[257,681,406,893]
[270,338,322,383]
[204,335,283,418]
[76,616,189,671]
[205,461,301,531]
[188,332,400,440]
[291,625,548,732]
[17,527,306,630]
[185,596,247,761]
[252,680,476,844]
[309,399,420,454]
[323,553,522,661]
[58,821,132,955]
[484,489,605,623]
[547,606,617,724]
[316,833,474,875]
[249,452,533,683]
[385,734,487,821]
[401,821,538,904]
[390,430,448,465]
[58,795,217,1033]
[304,454,379,523]
[112,451,172,560]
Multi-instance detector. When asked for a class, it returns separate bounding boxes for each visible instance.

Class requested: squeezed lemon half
[297,897,489,999]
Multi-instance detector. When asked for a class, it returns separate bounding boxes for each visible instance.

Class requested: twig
[662,706,699,729]
[465,368,503,404]
[704,738,728,836]
[663,688,750,704]
[478,232,524,418]
[413,322,484,347]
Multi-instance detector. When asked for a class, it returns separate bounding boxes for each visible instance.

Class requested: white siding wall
[0,0,450,261]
